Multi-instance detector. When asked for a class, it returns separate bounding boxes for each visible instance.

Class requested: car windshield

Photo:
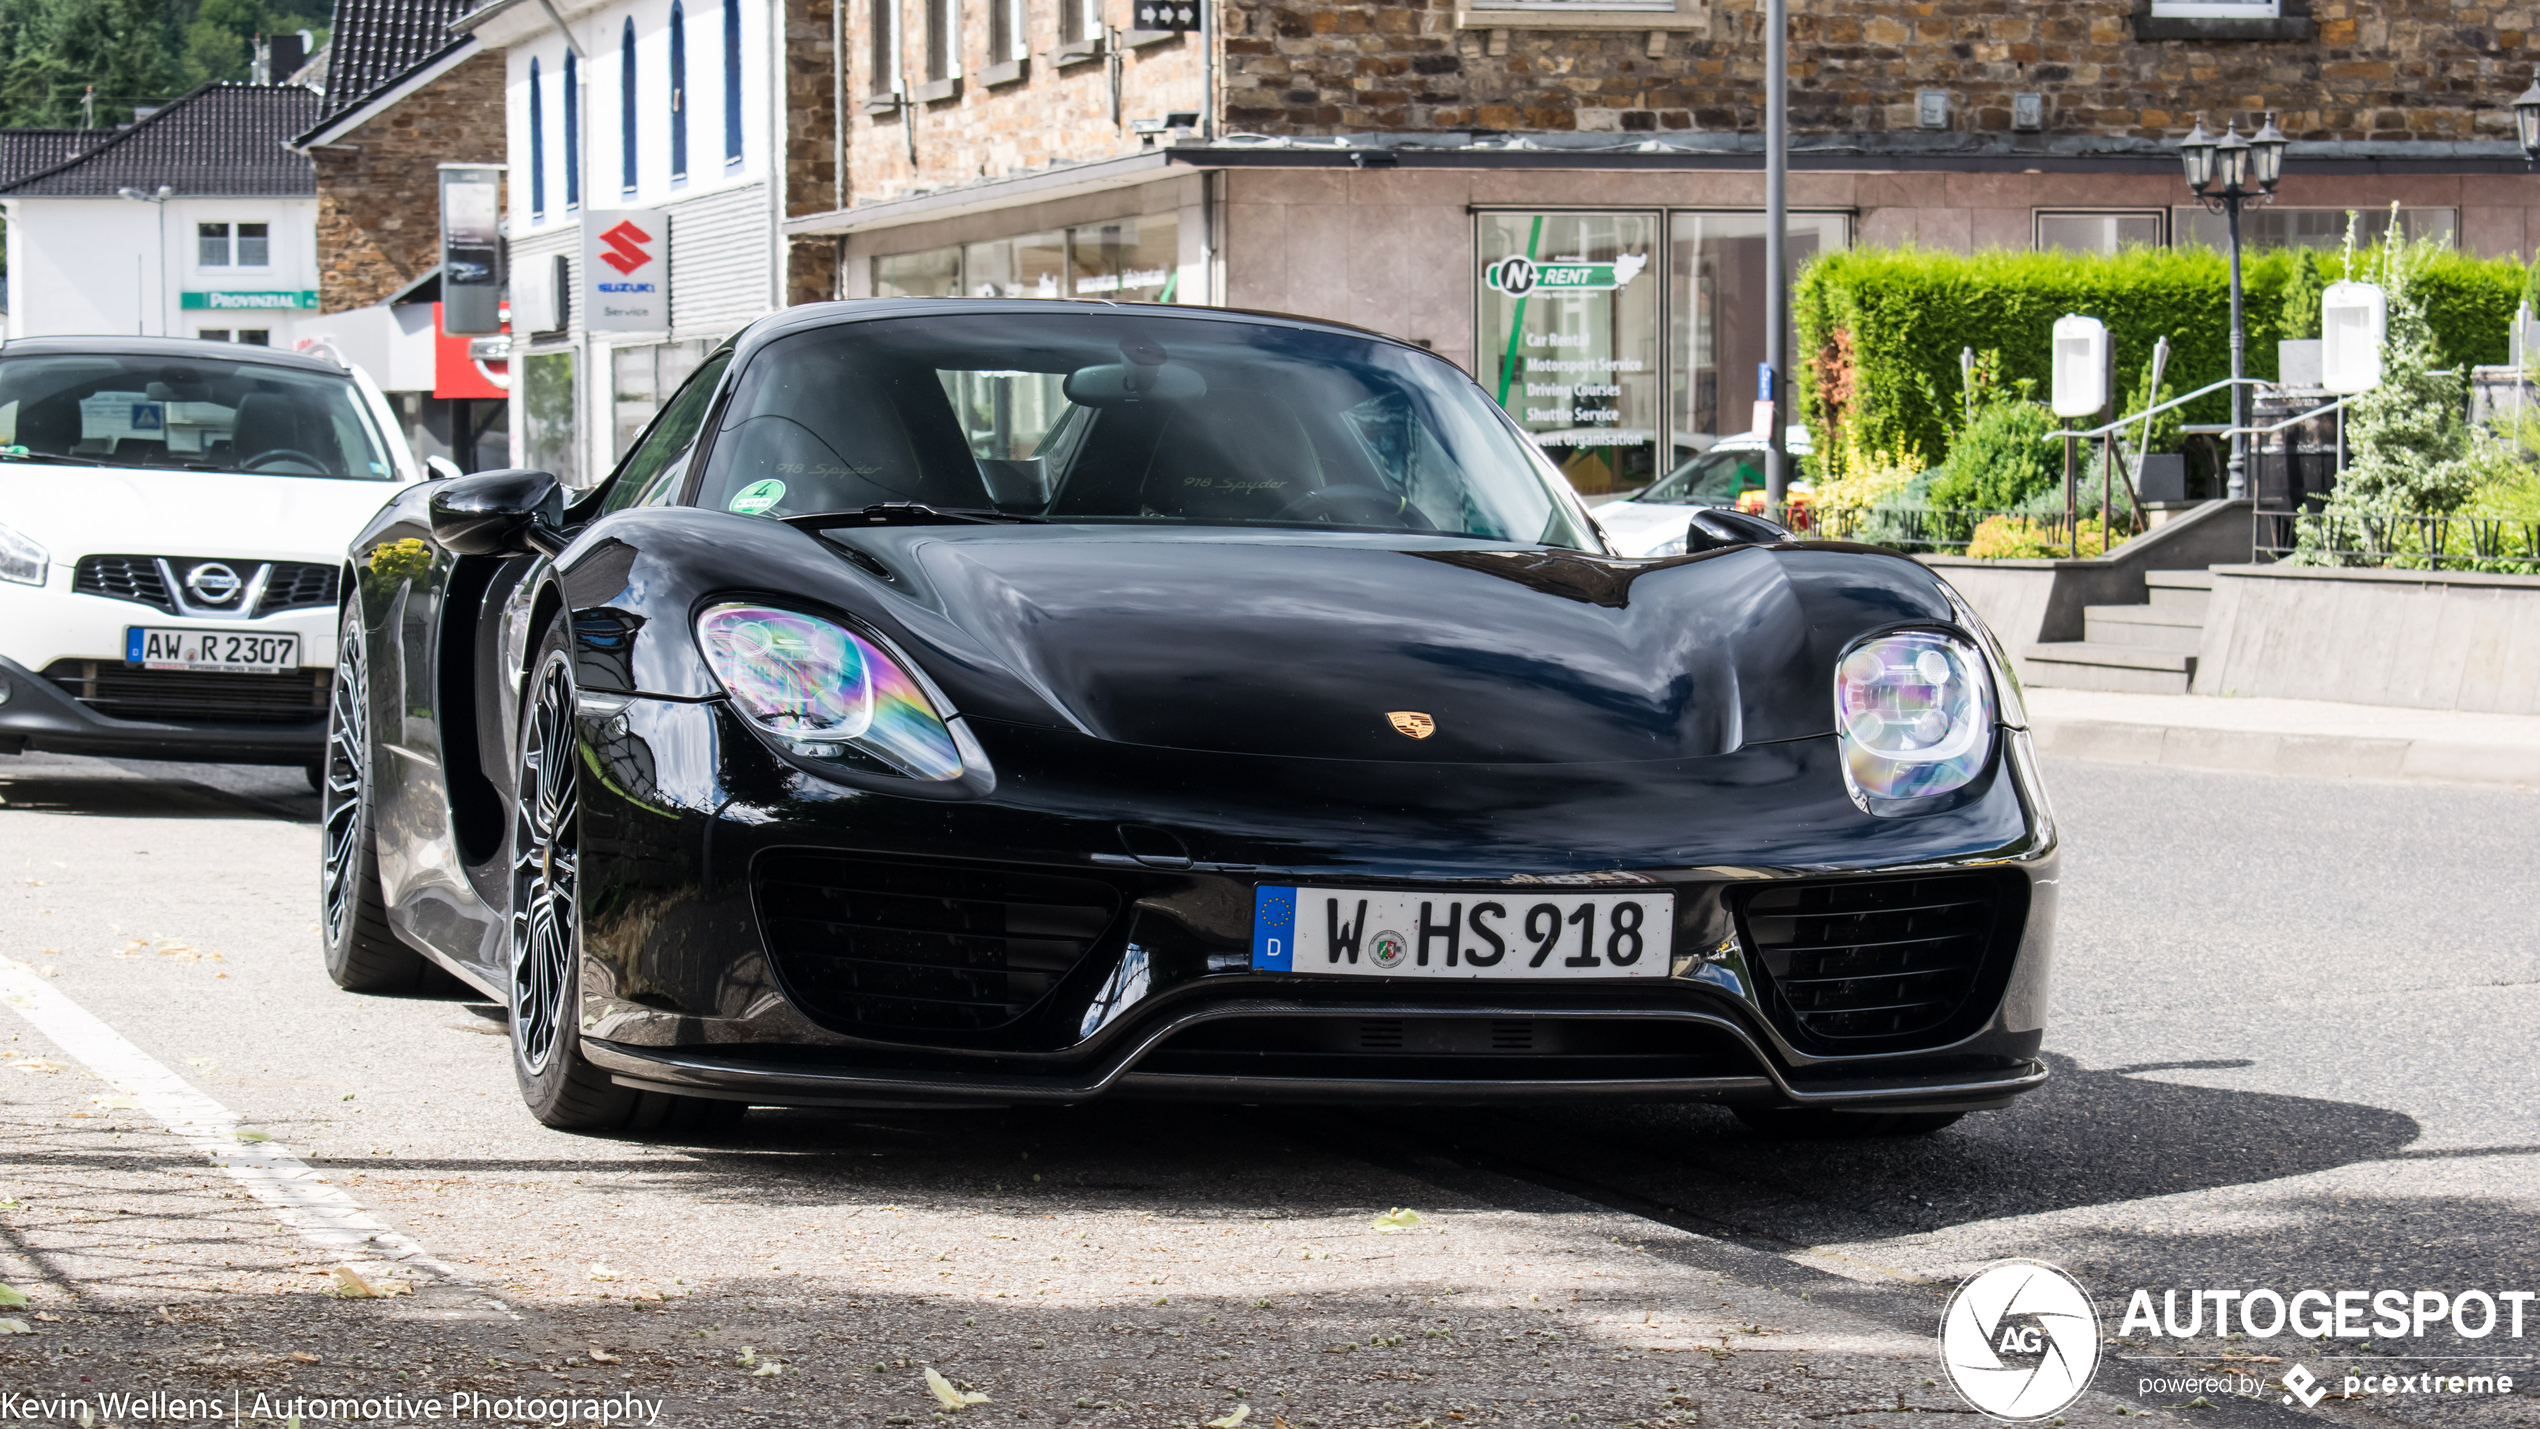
[693,311,1595,549]
[1632,445,1802,505]
[0,352,396,479]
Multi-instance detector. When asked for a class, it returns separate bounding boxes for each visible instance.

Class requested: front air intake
[1734,871,2025,1052]
[754,851,1121,1034]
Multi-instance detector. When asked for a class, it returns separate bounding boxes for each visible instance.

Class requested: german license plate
[125,627,301,675]
[1251,885,1672,979]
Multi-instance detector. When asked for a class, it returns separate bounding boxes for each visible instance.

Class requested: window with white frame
[1453,0,1708,35]
[2147,1,2279,15]
[196,222,270,268]
[924,0,958,82]
[869,0,899,94]
[1059,0,1094,45]
[987,0,1023,63]
[2035,210,2164,254]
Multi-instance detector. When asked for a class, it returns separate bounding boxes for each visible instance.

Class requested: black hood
[859,529,1949,763]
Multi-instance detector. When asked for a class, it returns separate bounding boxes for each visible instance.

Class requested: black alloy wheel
[508,621,737,1136]
[320,599,436,992]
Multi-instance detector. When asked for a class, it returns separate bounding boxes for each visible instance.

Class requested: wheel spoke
[510,652,583,1078]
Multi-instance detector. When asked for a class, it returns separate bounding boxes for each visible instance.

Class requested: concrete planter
[1917,499,2251,680]
[2194,563,2540,713]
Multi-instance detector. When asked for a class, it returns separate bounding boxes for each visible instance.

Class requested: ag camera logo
[1939,1259,2101,1421]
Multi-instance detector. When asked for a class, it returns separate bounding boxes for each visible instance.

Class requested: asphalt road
[0,750,2532,1429]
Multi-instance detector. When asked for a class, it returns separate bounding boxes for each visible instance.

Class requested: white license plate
[125,627,302,675]
[1252,885,1672,979]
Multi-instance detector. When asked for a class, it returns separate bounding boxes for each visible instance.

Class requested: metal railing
[2256,509,2540,572]
[1813,505,2104,555]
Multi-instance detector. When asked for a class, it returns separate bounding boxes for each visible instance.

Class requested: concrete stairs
[2023,570,2213,694]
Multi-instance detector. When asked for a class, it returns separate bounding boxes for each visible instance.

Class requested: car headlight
[695,603,966,781]
[1833,629,1996,809]
[0,521,47,587]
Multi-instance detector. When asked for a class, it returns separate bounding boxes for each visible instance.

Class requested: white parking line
[0,954,497,1304]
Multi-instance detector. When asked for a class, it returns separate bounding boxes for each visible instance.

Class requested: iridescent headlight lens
[1833,630,1995,805]
[695,603,965,781]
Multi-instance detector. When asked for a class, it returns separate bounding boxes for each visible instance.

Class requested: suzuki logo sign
[581,209,668,332]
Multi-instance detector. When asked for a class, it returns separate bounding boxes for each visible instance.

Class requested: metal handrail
[2043,375,2270,442]
[2220,395,2353,440]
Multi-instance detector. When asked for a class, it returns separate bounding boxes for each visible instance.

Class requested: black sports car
[321,299,2058,1137]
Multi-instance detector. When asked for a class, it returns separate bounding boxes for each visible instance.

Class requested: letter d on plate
[1251,886,1297,971]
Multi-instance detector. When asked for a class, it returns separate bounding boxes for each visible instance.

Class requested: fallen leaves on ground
[11,1060,62,1074]
[588,1347,621,1363]
[0,1319,32,1336]
[89,1094,139,1110]
[588,1263,621,1281]
[925,1367,992,1409]
[1208,1407,1253,1428]
[0,1285,26,1307]
[327,1266,411,1298]
[1372,1208,1425,1231]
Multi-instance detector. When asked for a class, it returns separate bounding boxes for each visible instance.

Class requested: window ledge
[1046,36,1104,66]
[913,75,961,102]
[1455,0,1708,31]
[980,56,1027,87]
[1124,28,1184,47]
[861,93,903,116]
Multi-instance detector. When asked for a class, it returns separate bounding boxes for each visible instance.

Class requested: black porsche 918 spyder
[320,299,2058,1138]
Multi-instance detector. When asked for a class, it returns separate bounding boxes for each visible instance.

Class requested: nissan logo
[185,562,243,605]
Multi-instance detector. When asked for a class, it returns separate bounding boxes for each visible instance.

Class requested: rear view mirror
[430,469,568,557]
[1684,507,1791,554]
[1062,362,1207,406]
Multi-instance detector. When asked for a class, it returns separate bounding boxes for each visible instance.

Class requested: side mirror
[1684,507,1792,554]
[429,469,568,557]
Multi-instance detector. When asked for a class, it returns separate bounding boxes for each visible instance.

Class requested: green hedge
[1795,245,2528,465]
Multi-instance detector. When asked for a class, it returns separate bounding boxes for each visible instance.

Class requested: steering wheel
[240,448,327,473]
[1270,485,1438,531]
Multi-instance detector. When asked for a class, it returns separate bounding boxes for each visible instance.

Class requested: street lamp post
[115,184,174,337]
[2176,115,2286,501]
[2516,69,2540,163]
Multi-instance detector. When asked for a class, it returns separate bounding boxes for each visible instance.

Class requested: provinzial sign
[180,291,318,310]
[581,208,670,332]
[1482,252,1648,297]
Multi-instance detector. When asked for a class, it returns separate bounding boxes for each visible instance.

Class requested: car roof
[730,297,1450,373]
[0,334,348,377]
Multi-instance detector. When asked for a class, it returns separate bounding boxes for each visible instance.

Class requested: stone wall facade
[1218,0,2534,141]
[310,50,507,315]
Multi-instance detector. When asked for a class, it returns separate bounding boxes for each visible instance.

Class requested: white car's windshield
[0,353,396,480]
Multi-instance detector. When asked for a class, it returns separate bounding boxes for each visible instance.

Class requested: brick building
[292,0,511,470]
[783,0,2540,493]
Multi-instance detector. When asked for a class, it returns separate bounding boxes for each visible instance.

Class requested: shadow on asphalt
[0,756,319,824]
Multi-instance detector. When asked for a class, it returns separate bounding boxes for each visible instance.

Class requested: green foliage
[0,0,330,126]
[2309,229,2475,534]
[1927,397,2060,511]
[1794,239,2528,472]
[2119,353,2183,455]
[2279,249,2327,342]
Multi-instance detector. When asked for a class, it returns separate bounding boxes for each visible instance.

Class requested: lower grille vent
[755,851,1121,1033]
[1736,872,2022,1048]
[41,660,328,725]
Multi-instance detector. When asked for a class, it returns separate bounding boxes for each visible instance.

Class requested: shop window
[1664,211,1845,463]
[1067,215,1177,301]
[2035,210,2163,253]
[522,350,581,488]
[723,0,743,163]
[2172,205,2454,252]
[875,216,1182,303]
[669,1,689,180]
[612,338,715,461]
[563,51,581,208]
[1476,211,1661,497]
[873,247,962,297]
[964,230,1064,297]
[620,18,638,194]
[529,57,546,219]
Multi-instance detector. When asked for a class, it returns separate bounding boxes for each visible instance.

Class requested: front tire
[320,601,436,993]
[509,625,737,1138]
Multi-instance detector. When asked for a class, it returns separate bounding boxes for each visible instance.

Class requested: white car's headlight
[0,521,47,587]
[1833,629,1996,809]
[695,602,967,781]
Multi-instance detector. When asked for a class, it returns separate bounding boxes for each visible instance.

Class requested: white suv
[0,337,419,778]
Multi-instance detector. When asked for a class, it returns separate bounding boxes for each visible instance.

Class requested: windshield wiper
[780,503,1044,533]
[0,448,120,468]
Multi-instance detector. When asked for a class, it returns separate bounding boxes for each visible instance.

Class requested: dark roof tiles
[0,130,96,187]
[0,85,319,197]
[308,0,476,138]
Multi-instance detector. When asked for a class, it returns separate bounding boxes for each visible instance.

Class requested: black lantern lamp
[2179,117,2218,192]
[2213,121,2251,193]
[2250,112,2288,190]
[2515,70,2540,163]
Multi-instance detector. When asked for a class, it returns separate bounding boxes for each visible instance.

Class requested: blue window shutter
[669,2,688,179]
[529,57,546,218]
[563,51,580,208]
[723,0,742,165]
[621,19,638,194]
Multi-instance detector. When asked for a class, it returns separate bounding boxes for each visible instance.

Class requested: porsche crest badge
[1387,711,1436,739]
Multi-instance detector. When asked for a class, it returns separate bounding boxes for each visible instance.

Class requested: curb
[2029,717,2540,789]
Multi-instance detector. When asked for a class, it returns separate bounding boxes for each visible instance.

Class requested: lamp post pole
[2176,115,2285,502]
[115,184,173,337]
[1762,0,1788,522]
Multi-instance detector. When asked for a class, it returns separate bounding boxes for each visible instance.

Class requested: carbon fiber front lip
[580,1001,2050,1109]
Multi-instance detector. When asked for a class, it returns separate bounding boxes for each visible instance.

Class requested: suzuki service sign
[582,210,669,332]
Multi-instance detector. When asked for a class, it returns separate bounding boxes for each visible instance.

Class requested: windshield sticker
[728,478,787,515]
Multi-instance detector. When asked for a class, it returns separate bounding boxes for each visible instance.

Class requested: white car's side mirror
[424,455,464,481]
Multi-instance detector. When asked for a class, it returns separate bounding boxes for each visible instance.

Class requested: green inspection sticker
[728,478,786,515]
